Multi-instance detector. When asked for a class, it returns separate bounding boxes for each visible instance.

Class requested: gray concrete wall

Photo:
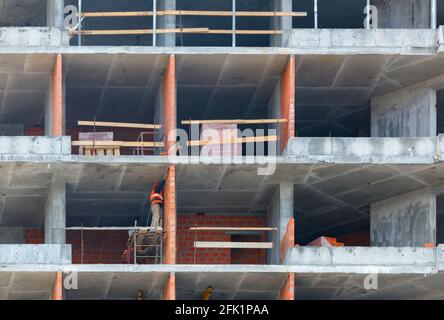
[371,188,436,247]
[0,244,71,264]
[271,0,292,47]
[371,88,436,137]
[373,0,431,28]
[283,137,437,163]
[267,183,294,264]
[0,137,71,155]
[288,29,437,49]
[0,27,68,46]
[0,228,24,244]
[44,180,66,244]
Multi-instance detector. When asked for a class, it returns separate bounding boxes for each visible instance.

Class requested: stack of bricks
[337,231,370,246]
[280,55,296,153]
[24,229,44,244]
[177,214,266,264]
[163,165,176,264]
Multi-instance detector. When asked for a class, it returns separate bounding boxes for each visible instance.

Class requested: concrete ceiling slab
[0,1,45,27]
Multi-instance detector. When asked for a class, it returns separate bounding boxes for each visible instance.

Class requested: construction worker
[149,180,165,229]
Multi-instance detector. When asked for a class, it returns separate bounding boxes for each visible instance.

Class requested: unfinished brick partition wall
[177,214,267,264]
[280,55,296,153]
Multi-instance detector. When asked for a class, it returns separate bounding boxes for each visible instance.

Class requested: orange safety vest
[150,183,164,205]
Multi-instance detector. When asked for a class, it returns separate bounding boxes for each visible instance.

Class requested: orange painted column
[52,271,63,300]
[163,273,176,300]
[163,165,176,265]
[163,55,176,156]
[51,54,63,137]
[280,55,295,153]
[280,219,295,300]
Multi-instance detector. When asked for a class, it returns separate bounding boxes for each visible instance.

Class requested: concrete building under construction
[2,0,444,300]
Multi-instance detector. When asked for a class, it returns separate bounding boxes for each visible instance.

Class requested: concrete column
[371,87,436,137]
[157,0,176,46]
[268,183,294,264]
[372,0,431,28]
[271,0,292,47]
[45,180,66,244]
[370,188,436,247]
[47,0,65,28]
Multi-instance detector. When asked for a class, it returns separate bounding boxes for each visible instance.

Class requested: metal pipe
[153,0,157,46]
[78,0,82,46]
[431,0,437,29]
[232,0,236,47]
[314,0,318,29]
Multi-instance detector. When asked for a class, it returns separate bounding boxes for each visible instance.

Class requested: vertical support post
[314,0,318,29]
[366,0,370,29]
[78,0,82,46]
[153,0,157,47]
[46,54,63,137]
[280,55,295,153]
[232,0,236,47]
[52,271,63,300]
[45,180,66,244]
[163,272,176,300]
[431,0,437,29]
[163,55,176,156]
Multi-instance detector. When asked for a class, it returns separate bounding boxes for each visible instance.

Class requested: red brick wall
[280,218,295,263]
[177,214,266,264]
[280,55,295,153]
[25,229,128,264]
[280,273,294,300]
[163,165,176,264]
[337,231,370,246]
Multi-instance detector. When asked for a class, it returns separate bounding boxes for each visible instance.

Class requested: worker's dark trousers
[150,203,162,228]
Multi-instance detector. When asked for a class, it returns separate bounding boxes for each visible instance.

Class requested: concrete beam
[44,180,66,245]
[370,188,436,247]
[371,87,436,137]
[0,137,71,155]
[0,245,71,264]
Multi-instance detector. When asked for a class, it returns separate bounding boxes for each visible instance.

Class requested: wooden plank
[194,241,273,249]
[78,120,161,130]
[72,28,209,35]
[190,227,278,231]
[72,140,165,148]
[187,135,278,147]
[66,226,163,231]
[80,10,307,18]
[182,119,287,125]
[207,30,284,35]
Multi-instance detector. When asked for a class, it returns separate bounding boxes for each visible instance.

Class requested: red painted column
[280,219,295,300]
[280,55,295,153]
[52,54,63,137]
[163,55,176,155]
[52,271,63,300]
